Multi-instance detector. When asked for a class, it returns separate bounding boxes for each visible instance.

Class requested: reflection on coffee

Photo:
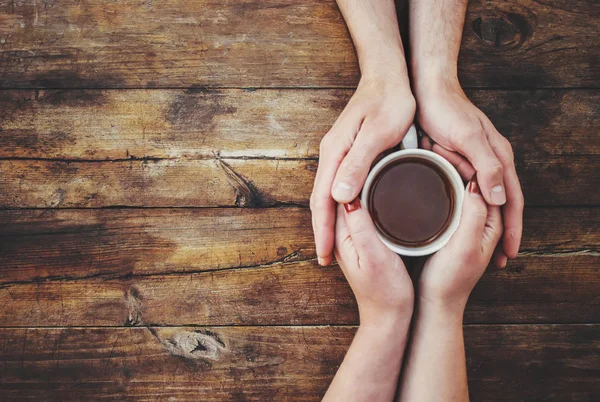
[368,157,455,247]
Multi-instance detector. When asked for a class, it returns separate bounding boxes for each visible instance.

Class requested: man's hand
[416,79,524,268]
[311,76,415,266]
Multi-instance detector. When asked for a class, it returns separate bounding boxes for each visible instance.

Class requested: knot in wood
[472,13,532,47]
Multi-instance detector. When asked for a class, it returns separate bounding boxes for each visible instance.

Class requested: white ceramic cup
[361,124,465,256]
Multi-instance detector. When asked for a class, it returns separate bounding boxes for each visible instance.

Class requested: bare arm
[398,300,469,401]
[409,0,467,86]
[397,177,503,401]
[336,0,409,80]
[409,0,524,267]
[323,201,414,401]
[311,0,415,267]
[324,321,411,401]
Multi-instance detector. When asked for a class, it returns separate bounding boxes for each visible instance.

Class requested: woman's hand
[311,76,416,267]
[322,199,413,402]
[416,79,523,268]
[397,176,501,402]
[419,176,504,311]
[334,199,414,329]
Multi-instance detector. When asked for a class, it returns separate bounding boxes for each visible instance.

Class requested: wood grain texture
[1,156,597,207]
[0,0,598,88]
[1,89,598,160]
[1,89,597,207]
[0,325,598,401]
[0,208,315,283]
[0,159,316,208]
[0,255,598,326]
[1,207,597,284]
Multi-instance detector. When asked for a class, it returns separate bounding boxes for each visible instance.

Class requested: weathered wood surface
[0,325,598,401]
[0,207,597,283]
[1,89,597,207]
[0,156,597,207]
[0,208,315,282]
[0,0,598,88]
[1,89,597,160]
[0,255,598,326]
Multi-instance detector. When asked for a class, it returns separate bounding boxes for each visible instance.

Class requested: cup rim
[361,149,465,256]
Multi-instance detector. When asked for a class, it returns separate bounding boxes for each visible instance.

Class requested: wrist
[412,62,462,101]
[359,301,414,335]
[359,312,412,341]
[417,294,466,324]
[357,46,411,87]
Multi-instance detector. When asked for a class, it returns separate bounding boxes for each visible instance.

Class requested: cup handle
[401,124,419,150]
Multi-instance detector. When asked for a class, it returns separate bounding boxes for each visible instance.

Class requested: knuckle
[340,158,362,178]
[319,133,336,154]
[309,192,317,210]
[309,192,327,211]
[498,137,515,162]
[486,162,504,178]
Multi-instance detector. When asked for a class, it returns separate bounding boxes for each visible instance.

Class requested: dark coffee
[368,157,455,247]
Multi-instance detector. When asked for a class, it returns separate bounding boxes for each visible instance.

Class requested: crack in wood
[218,159,268,207]
[0,253,315,289]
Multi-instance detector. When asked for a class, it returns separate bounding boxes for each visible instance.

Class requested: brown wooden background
[0,0,599,400]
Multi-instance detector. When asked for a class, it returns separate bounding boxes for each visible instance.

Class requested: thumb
[343,198,391,265]
[331,132,392,204]
[450,176,488,248]
[455,123,506,207]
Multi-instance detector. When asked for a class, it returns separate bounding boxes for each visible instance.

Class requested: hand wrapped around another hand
[311,76,416,267]
[417,80,523,268]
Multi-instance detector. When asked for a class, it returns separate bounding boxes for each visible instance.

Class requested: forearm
[409,0,468,93]
[336,0,409,81]
[324,319,411,402]
[397,298,469,402]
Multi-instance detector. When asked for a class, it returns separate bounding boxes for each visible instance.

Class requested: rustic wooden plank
[0,159,316,208]
[0,253,598,326]
[0,156,597,207]
[0,208,315,284]
[0,207,596,284]
[1,89,597,160]
[0,0,597,88]
[0,325,597,401]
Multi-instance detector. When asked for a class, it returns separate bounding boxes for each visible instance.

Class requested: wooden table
[0,0,598,400]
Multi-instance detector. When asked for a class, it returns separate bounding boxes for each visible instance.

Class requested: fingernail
[491,185,506,205]
[500,255,508,269]
[344,198,362,213]
[317,257,327,266]
[332,181,353,201]
[468,176,480,195]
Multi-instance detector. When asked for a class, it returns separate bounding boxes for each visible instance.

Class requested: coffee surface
[368,157,454,247]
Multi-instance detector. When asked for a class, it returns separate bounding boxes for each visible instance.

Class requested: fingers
[311,123,355,266]
[331,122,405,204]
[421,134,434,150]
[342,198,392,267]
[450,177,489,249]
[455,122,506,207]
[489,134,524,259]
[333,203,356,275]
[492,247,508,269]
[482,204,503,257]
[431,144,476,181]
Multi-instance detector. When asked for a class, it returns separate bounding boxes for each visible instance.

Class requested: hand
[419,176,503,310]
[416,79,523,268]
[334,199,414,329]
[311,75,416,266]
